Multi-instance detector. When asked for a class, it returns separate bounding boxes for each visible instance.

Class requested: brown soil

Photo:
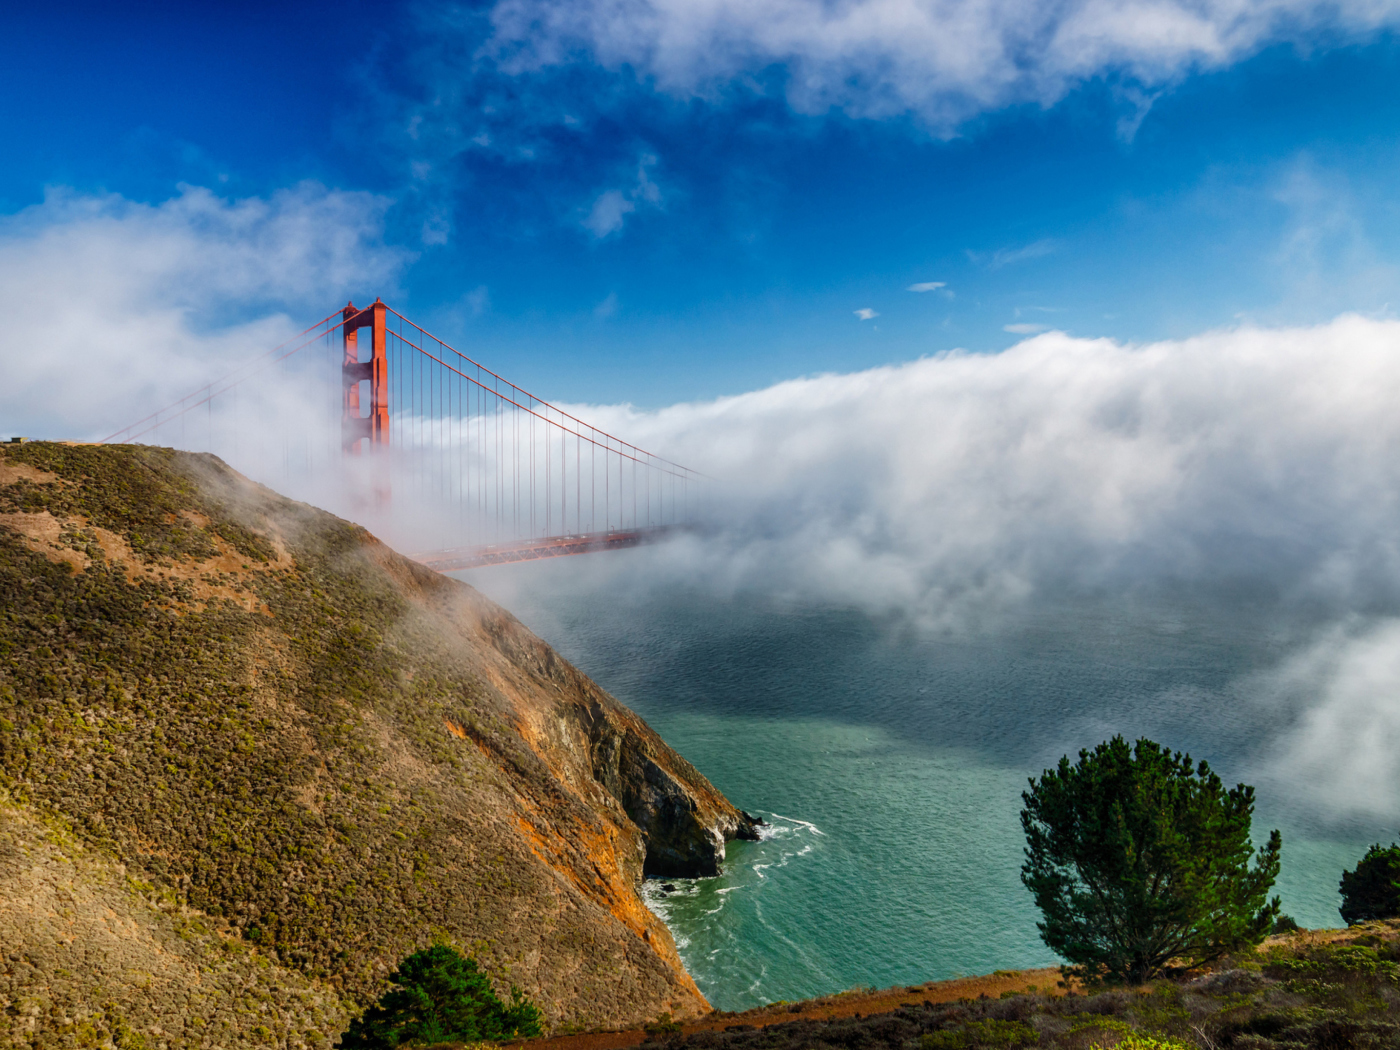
[0,507,277,614]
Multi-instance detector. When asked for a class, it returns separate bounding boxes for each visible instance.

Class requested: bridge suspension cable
[101,300,704,567]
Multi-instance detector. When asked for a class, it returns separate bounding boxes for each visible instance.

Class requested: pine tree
[1021,736,1281,984]
[1340,843,1400,925]
[340,944,543,1048]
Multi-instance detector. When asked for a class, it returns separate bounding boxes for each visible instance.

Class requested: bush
[920,1019,1035,1049]
[1340,843,1400,925]
[1021,736,1281,984]
[339,944,543,1048]
[1271,913,1300,934]
[1090,1038,1191,1050]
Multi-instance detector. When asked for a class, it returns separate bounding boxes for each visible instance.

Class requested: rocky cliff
[0,442,758,1049]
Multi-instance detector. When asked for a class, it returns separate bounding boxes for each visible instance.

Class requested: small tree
[340,944,543,1048]
[1339,842,1400,925]
[1021,736,1281,984]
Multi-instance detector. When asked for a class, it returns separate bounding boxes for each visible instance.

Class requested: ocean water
[463,560,1392,1012]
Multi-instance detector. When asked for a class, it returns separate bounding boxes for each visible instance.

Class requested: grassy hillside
[0,443,754,1049]
[0,790,344,1048]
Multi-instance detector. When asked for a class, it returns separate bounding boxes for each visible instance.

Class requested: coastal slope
[0,442,758,1048]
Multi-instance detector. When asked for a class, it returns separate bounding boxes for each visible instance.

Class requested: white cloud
[0,184,408,442]
[582,154,663,239]
[594,291,620,318]
[908,281,946,292]
[583,190,636,237]
[969,238,1057,269]
[1004,322,1049,333]
[485,0,1400,130]
[855,308,879,320]
[465,285,492,315]
[1269,157,1400,318]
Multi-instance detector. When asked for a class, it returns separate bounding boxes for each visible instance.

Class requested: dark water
[464,560,1390,1012]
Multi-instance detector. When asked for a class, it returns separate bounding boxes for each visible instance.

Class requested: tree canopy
[340,944,543,1048]
[1340,843,1400,925]
[1021,736,1281,984]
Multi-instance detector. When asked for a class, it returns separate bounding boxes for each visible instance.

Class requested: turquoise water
[464,563,1392,1012]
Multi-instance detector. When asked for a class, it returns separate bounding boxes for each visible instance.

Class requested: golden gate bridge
[101,300,703,571]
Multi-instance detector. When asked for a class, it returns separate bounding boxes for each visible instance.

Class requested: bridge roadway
[411,525,677,572]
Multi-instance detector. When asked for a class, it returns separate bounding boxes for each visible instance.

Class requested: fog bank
[563,316,1400,624]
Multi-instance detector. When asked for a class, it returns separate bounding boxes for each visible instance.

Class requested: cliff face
[579,701,761,878]
[0,443,758,1050]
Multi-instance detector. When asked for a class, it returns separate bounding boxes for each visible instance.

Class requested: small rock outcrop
[580,700,761,877]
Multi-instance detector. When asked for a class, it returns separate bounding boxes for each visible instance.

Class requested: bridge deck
[411,526,676,572]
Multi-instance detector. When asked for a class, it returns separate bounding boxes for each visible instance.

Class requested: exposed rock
[0,442,759,1047]
[578,699,761,877]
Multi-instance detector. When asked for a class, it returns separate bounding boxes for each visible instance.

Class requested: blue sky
[7,0,1400,407]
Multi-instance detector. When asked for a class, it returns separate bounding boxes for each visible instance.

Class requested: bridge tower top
[341,299,388,453]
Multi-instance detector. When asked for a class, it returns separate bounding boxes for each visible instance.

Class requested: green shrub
[340,944,542,1048]
[644,1012,682,1036]
[1340,843,1400,925]
[1271,913,1300,934]
[1270,943,1399,981]
[1088,1037,1191,1050]
[920,1019,1036,1049]
[1021,736,1281,984]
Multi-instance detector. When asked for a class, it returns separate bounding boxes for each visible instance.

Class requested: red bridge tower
[341,299,389,452]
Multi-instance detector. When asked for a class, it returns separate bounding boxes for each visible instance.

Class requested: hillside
[0,442,759,1049]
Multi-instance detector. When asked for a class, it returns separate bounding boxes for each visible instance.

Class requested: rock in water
[0,442,759,1046]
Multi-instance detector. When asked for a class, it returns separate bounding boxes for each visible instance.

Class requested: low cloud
[854,308,879,320]
[1003,322,1048,334]
[560,316,1400,627]
[1248,619,1400,823]
[908,282,946,293]
[532,316,1400,820]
